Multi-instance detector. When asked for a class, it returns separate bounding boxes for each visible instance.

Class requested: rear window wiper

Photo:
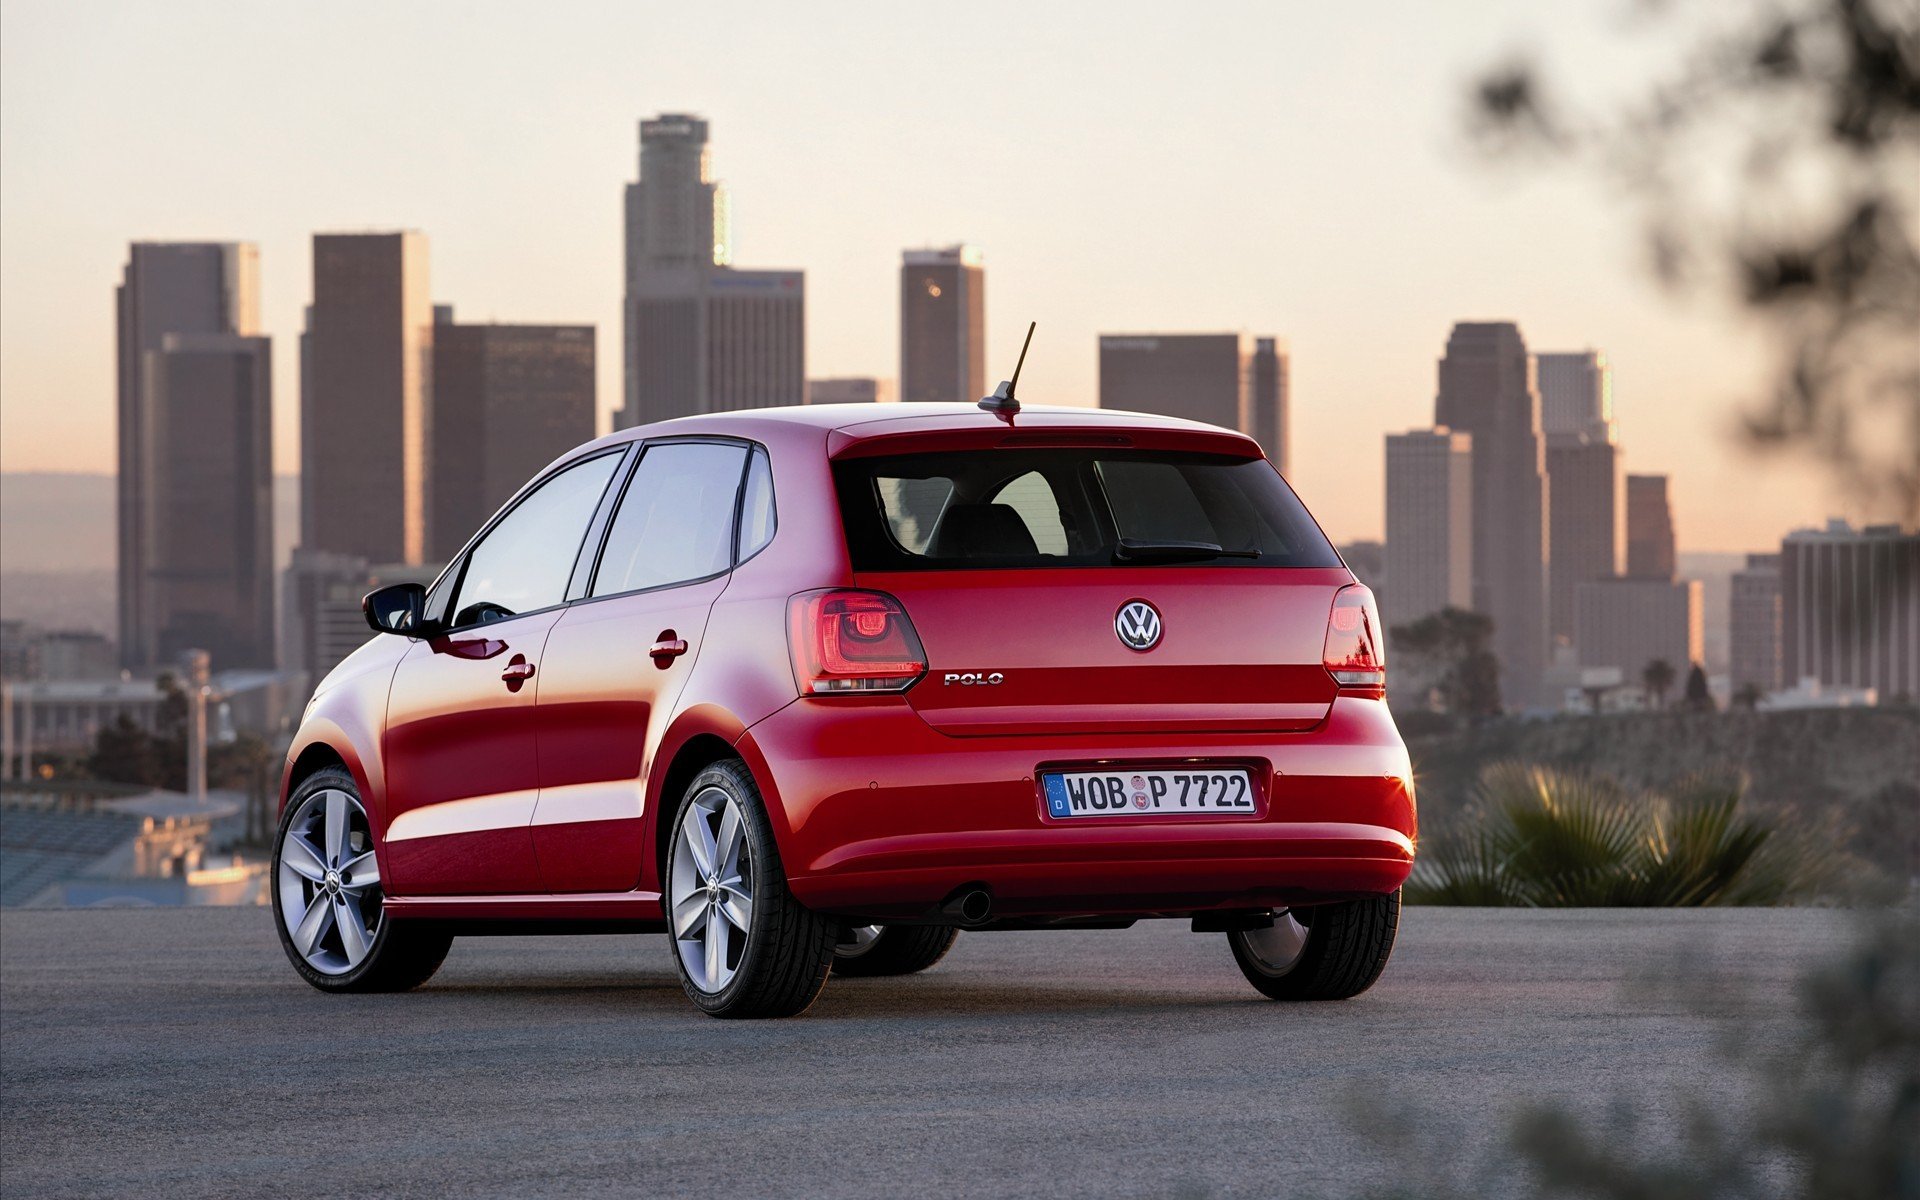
[1112,538,1261,564]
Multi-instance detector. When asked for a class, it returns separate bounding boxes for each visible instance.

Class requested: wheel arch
[649,731,746,891]
[279,719,378,825]
[285,742,348,799]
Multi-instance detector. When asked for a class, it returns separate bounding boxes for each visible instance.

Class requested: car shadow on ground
[409,966,1282,1020]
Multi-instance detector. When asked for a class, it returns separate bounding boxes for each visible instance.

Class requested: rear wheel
[833,924,959,977]
[665,760,836,1018]
[1227,890,1399,1001]
[272,767,452,993]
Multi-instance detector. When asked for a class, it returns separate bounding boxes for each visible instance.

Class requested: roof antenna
[979,321,1035,423]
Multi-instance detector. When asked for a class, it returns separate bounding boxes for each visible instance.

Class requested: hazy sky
[0,0,1854,550]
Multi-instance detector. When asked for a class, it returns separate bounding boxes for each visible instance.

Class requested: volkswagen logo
[1114,599,1163,652]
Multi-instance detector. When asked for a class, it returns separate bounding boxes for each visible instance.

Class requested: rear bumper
[736,695,1416,920]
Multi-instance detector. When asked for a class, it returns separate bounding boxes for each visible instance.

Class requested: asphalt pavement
[0,906,1849,1198]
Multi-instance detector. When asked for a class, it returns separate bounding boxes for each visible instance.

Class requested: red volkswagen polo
[273,401,1415,1018]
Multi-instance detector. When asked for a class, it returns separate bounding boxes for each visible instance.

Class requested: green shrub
[1408,763,1836,906]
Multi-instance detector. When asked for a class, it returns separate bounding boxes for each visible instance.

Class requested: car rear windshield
[833,448,1341,570]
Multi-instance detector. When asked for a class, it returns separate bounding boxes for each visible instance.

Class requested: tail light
[787,589,927,694]
[1323,584,1385,695]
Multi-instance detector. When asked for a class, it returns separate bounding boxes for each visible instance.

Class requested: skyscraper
[1434,321,1549,704]
[1100,334,1239,428]
[1780,520,1919,699]
[146,335,275,669]
[1545,431,1623,643]
[1626,474,1677,580]
[1384,428,1473,626]
[282,549,441,693]
[1575,577,1704,683]
[625,114,730,275]
[807,377,894,405]
[900,246,986,405]
[430,313,596,560]
[303,232,433,564]
[617,114,802,428]
[1249,337,1290,475]
[115,242,261,670]
[1534,350,1614,440]
[1097,333,1290,468]
[1730,552,1783,696]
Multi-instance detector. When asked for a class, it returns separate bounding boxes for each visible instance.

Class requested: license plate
[1042,768,1256,819]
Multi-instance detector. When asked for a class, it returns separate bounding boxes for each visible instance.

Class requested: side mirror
[363,583,434,636]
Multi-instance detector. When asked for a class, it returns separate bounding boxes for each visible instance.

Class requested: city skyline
[0,1,1865,553]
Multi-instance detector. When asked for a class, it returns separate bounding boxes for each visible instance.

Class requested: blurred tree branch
[1470,0,1920,521]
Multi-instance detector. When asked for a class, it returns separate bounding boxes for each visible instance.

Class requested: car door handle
[501,655,535,687]
[650,632,689,667]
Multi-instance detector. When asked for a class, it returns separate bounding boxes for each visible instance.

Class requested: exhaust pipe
[941,887,993,927]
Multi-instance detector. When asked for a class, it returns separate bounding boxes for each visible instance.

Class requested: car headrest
[931,503,1039,558]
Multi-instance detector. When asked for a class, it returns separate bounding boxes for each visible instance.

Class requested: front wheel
[665,760,836,1018]
[833,924,959,977]
[272,766,452,993]
[1226,890,1400,1001]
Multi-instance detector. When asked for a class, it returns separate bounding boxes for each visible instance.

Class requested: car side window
[737,447,776,562]
[592,442,748,597]
[874,475,956,554]
[450,452,622,627]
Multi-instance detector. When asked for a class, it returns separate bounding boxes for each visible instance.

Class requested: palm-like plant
[1408,763,1830,906]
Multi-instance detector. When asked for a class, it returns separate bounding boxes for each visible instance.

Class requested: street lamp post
[181,650,211,802]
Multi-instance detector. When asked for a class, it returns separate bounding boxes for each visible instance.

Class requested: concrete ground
[0,907,1847,1198]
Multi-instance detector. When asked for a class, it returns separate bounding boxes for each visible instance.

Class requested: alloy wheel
[835,925,882,959]
[669,786,755,993]
[277,788,383,975]
[1231,910,1311,977]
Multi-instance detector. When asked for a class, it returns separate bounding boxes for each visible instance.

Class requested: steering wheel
[453,601,516,628]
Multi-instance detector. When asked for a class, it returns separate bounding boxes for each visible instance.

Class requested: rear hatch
[832,430,1350,737]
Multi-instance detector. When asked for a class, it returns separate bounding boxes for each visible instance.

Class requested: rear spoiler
[827,418,1264,462]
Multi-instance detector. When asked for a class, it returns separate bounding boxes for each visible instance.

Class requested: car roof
[576,403,1252,453]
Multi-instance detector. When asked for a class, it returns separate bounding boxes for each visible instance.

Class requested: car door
[381,449,625,896]
[530,439,754,893]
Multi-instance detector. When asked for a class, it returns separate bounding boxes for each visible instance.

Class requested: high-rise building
[1384,428,1473,626]
[429,314,596,560]
[625,113,730,276]
[303,232,433,564]
[1337,540,1386,593]
[1730,552,1784,696]
[1249,337,1290,475]
[282,550,442,692]
[34,631,119,681]
[1433,322,1549,704]
[147,335,275,669]
[1534,350,1614,440]
[1626,474,1677,580]
[1575,577,1704,682]
[116,242,259,669]
[807,377,894,405]
[281,549,371,686]
[1097,334,1290,468]
[900,246,986,405]
[1780,520,1920,700]
[617,114,802,428]
[1545,431,1623,643]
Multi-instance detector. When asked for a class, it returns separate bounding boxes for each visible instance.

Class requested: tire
[1227,890,1400,1001]
[665,760,836,1018]
[833,925,960,977]
[272,766,452,993]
